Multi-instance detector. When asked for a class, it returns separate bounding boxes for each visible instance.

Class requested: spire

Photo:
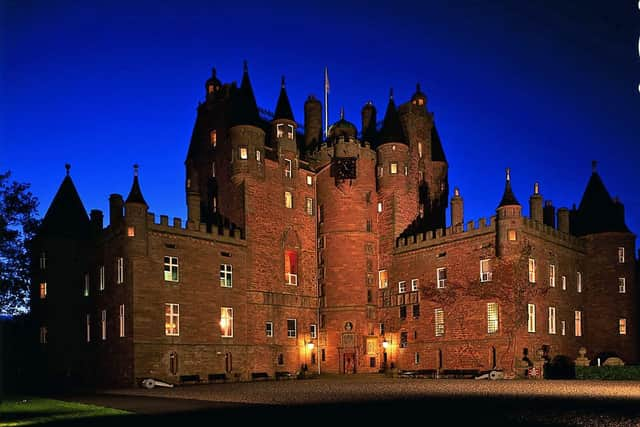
[230,60,260,126]
[274,75,294,121]
[379,88,406,145]
[340,106,345,120]
[498,167,520,207]
[126,164,148,206]
[39,166,90,238]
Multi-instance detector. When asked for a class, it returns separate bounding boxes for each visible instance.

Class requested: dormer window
[239,147,248,160]
[208,85,214,94]
[390,162,398,175]
[276,123,294,139]
[417,98,424,106]
[287,124,294,140]
[276,124,284,138]
[210,130,217,148]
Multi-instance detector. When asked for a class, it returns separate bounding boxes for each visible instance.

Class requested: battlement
[521,217,584,249]
[395,216,496,252]
[146,212,246,245]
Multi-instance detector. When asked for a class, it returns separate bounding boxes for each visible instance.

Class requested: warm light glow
[382,340,389,349]
[307,342,314,351]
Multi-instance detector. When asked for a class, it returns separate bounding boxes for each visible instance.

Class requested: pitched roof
[39,172,90,239]
[274,77,294,121]
[125,167,147,206]
[230,61,260,127]
[379,92,406,145]
[497,169,520,207]
[573,171,628,235]
[431,124,446,161]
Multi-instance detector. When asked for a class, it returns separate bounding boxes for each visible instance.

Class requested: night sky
[2,1,639,247]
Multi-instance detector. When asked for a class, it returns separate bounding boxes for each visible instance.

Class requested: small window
[306,175,313,186]
[99,265,105,291]
[390,162,398,174]
[220,307,233,337]
[548,307,556,334]
[86,314,91,343]
[577,271,582,293]
[40,326,47,344]
[84,274,90,297]
[285,250,298,286]
[285,191,293,209]
[119,304,125,337]
[400,331,408,348]
[210,129,217,148]
[508,230,517,241]
[618,277,626,293]
[165,303,179,336]
[276,123,284,138]
[527,304,536,333]
[377,166,383,177]
[256,150,261,162]
[528,258,536,283]
[39,252,46,270]
[101,309,107,340]
[549,264,556,288]
[561,320,566,336]
[212,163,216,177]
[278,353,284,365]
[575,310,582,337]
[437,267,447,289]
[285,159,292,178]
[435,308,444,336]
[561,275,567,290]
[164,256,179,282]
[411,279,419,292]
[287,319,297,338]
[212,197,217,213]
[618,247,625,263]
[220,264,233,288]
[398,281,406,293]
[480,259,492,282]
[239,147,248,160]
[404,165,408,176]
[169,352,178,375]
[377,202,383,213]
[619,318,627,335]
[487,302,499,334]
[412,304,420,318]
[39,282,47,299]
[414,352,420,364]
[127,226,135,237]
[379,322,385,336]
[310,324,317,339]
[287,124,294,139]
[116,257,124,284]
[418,142,423,158]
[266,322,273,337]
[305,198,314,216]
[399,305,407,320]
[366,219,372,232]
[378,270,388,289]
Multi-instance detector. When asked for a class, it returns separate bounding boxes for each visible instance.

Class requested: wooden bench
[208,373,227,382]
[179,374,201,384]
[251,372,270,381]
[275,371,296,380]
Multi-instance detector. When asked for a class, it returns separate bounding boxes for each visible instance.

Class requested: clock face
[335,158,356,180]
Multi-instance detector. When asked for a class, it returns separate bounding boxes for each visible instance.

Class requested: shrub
[575,365,640,380]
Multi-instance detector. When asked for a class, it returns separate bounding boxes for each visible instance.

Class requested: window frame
[265,321,273,337]
[163,256,179,282]
[619,318,627,335]
[435,308,444,337]
[239,146,248,160]
[618,247,625,263]
[577,271,582,293]
[284,191,293,209]
[378,270,388,289]
[527,304,536,333]
[284,250,298,286]
[389,162,398,175]
[39,282,47,299]
[548,306,556,334]
[165,303,180,336]
[305,197,314,216]
[411,279,419,292]
[287,318,297,338]
[528,258,536,283]
[398,281,406,293]
[487,302,499,334]
[220,307,233,338]
[116,257,124,284]
[618,277,626,293]
[101,309,107,340]
[284,159,292,178]
[575,310,582,337]
[119,304,125,338]
[99,265,105,291]
[310,323,317,339]
[549,264,556,288]
[220,264,233,288]
[480,259,492,282]
[436,267,447,289]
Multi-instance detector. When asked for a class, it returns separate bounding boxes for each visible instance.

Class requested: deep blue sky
[2,1,639,247]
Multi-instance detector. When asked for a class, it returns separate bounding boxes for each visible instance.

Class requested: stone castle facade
[31,63,637,386]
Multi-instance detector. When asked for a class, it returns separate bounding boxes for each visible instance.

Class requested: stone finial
[454,187,460,197]
[340,107,345,120]
[389,88,394,100]
[534,182,539,195]
[133,164,139,177]
[506,167,511,182]
[65,163,71,176]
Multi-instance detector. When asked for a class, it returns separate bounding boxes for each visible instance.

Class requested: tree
[0,171,39,315]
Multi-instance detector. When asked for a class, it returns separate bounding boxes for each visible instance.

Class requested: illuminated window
[287,124,294,139]
[99,265,105,291]
[310,324,317,339]
[284,159,292,177]
[306,175,313,186]
[377,202,383,213]
[86,314,91,343]
[101,309,107,340]
[561,275,566,290]
[480,259,492,282]
[210,130,217,148]
[212,197,217,213]
[527,304,536,333]
[285,250,298,286]
[366,338,377,355]
[548,307,556,334]
[411,279,419,291]
[404,165,408,176]
[305,197,313,216]
[256,150,261,162]
[390,162,398,174]
[119,304,125,337]
[398,281,406,293]
[208,84,214,94]
[528,258,536,283]
[549,264,556,288]
[619,318,627,335]
[561,320,566,336]
[418,98,424,106]
[40,326,47,344]
[508,230,517,241]
[284,191,293,209]
[84,273,90,295]
[576,271,582,293]
[435,308,444,336]
[287,318,297,338]
[39,252,46,269]
[265,322,273,337]
[39,282,47,299]
[378,270,388,289]
[618,247,625,263]
[116,257,124,284]
[127,226,135,237]
[618,277,626,293]
[212,162,216,177]
[487,302,498,334]
[437,267,447,289]
[220,307,233,337]
[276,123,284,138]
[165,303,179,336]
[418,142,423,158]
[575,310,582,337]
[220,264,232,288]
[239,147,248,160]
[164,256,179,282]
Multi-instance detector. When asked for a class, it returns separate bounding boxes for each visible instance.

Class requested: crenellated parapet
[146,212,246,245]
[521,216,584,250]
[395,216,496,252]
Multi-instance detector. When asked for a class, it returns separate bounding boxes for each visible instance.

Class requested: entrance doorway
[343,352,356,374]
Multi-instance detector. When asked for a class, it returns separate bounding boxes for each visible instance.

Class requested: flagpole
[324,67,329,139]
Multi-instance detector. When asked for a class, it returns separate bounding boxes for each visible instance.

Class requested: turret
[361,101,377,145]
[496,168,522,257]
[450,187,464,232]
[330,108,359,159]
[124,164,148,246]
[529,182,543,223]
[109,194,124,229]
[543,200,555,229]
[304,95,322,150]
[410,83,427,108]
[272,76,298,157]
[205,67,222,101]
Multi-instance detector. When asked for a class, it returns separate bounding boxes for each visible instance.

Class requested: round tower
[495,168,522,257]
[124,164,148,256]
[361,101,377,145]
[304,95,322,150]
[450,187,464,231]
[529,182,543,223]
[272,76,298,158]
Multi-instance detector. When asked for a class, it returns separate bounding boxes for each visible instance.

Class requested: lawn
[0,397,129,426]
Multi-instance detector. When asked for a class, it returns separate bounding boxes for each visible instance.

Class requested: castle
[30,63,637,386]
